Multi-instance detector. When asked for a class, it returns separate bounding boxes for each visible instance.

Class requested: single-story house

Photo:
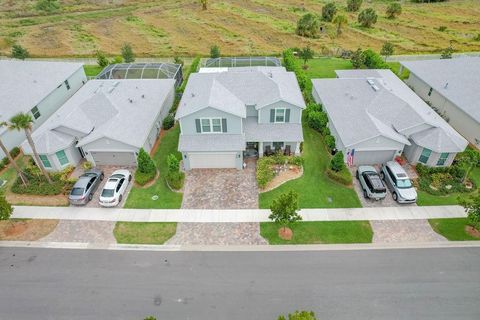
[312,69,467,166]
[400,57,480,149]
[0,60,86,158]
[22,79,175,171]
[175,66,306,170]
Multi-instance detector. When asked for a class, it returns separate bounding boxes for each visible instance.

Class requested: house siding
[406,73,480,148]
[258,101,302,124]
[179,107,243,135]
[404,141,456,167]
[40,143,82,172]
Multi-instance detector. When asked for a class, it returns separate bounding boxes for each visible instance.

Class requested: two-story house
[175,67,306,170]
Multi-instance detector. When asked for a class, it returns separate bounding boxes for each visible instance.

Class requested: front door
[245,142,258,158]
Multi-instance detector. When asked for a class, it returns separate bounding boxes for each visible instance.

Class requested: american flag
[347,149,355,167]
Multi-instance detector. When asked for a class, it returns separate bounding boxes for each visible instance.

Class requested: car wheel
[119,195,123,203]
[380,172,385,180]
[128,174,132,182]
[356,170,359,179]
[100,174,104,181]
[88,193,93,201]
[392,192,398,201]
[363,190,368,199]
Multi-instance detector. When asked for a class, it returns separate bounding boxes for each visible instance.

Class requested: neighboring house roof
[0,60,83,124]
[178,134,246,152]
[400,57,480,123]
[175,67,305,119]
[22,79,174,154]
[244,117,303,142]
[312,69,467,153]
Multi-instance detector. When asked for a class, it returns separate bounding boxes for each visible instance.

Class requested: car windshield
[101,189,114,197]
[70,188,84,196]
[396,179,413,189]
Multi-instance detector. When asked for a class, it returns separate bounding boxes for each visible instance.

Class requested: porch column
[295,142,300,155]
[258,142,263,157]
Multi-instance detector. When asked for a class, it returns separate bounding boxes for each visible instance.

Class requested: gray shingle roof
[176,67,305,119]
[244,117,303,142]
[312,69,467,153]
[178,134,246,152]
[0,60,83,124]
[400,57,480,123]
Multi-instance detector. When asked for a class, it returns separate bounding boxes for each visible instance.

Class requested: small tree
[441,45,454,59]
[200,0,207,10]
[362,49,388,69]
[457,149,480,183]
[324,135,336,151]
[173,55,184,66]
[298,46,314,69]
[350,48,364,69]
[346,0,363,12]
[11,45,30,60]
[460,193,480,231]
[321,2,337,22]
[121,43,135,63]
[296,13,321,38]
[380,42,395,61]
[0,191,13,221]
[137,148,156,174]
[210,45,220,58]
[269,191,302,239]
[333,14,348,36]
[96,51,109,68]
[386,2,402,19]
[358,8,378,28]
[111,56,123,64]
[330,151,345,172]
[166,154,180,173]
[278,311,318,320]
[36,0,60,13]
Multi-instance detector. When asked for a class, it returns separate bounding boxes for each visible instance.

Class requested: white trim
[274,108,286,123]
[200,117,223,134]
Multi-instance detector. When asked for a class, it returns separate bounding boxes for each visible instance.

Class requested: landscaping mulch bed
[0,219,59,241]
[260,166,303,193]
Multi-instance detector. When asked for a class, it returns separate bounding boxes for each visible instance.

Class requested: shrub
[321,126,330,136]
[321,2,337,22]
[386,2,402,19]
[296,13,321,38]
[380,42,395,61]
[121,43,135,63]
[1,157,10,167]
[362,49,388,69]
[96,51,109,68]
[351,48,364,69]
[137,148,156,174]
[272,152,287,165]
[178,56,201,93]
[257,157,275,188]
[11,167,73,195]
[324,135,336,151]
[0,162,5,171]
[111,56,123,64]
[162,114,175,130]
[82,161,93,170]
[135,170,156,186]
[460,193,480,231]
[441,46,454,59]
[166,171,184,190]
[306,110,328,132]
[173,55,184,66]
[0,191,13,220]
[358,8,378,28]
[288,156,304,167]
[282,49,312,93]
[9,147,20,159]
[330,151,345,172]
[210,45,220,58]
[346,0,362,12]
[474,33,480,41]
[36,0,60,13]
[326,167,352,185]
[438,26,447,32]
[166,154,180,173]
[11,45,29,60]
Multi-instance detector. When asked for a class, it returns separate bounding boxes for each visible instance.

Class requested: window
[39,155,51,168]
[116,179,125,192]
[64,80,71,90]
[419,148,432,164]
[273,142,284,150]
[212,118,222,132]
[428,87,433,96]
[31,106,41,120]
[200,118,223,133]
[275,108,286,123]
[55,150,69,166]
[201,119,211,133]
[437,153,449,166]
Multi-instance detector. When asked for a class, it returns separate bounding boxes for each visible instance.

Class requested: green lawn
[124,125,183,209]
[387,62,410,80]
[428,218,480,241]
[113,222,177,244]
[83,65,103,77]
[260,221,373,245]
[304,57,352,79]
[0,155,29,190]
[259,124,361,209]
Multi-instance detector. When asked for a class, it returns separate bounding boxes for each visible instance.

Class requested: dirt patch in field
[0,219,59,241]
[6,194,69,207]
[465,226,480,239]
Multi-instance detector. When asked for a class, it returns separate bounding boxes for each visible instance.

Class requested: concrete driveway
[182,160,258,209]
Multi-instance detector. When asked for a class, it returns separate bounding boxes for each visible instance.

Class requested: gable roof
[312,69,467,153]
[175,67,305,119]
[400,57,480,123]
[0,60,83,123]
[23,79,174,154]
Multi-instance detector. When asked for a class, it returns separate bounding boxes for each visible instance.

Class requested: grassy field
[83,65,103,77]
[1,1,479,57]
[113,222,177,244]
[260,221,373,244]
[429,218,480,241]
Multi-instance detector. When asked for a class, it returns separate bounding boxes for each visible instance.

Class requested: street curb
[1,240,480,252]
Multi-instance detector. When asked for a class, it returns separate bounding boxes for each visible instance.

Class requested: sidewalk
[12,205,466,222]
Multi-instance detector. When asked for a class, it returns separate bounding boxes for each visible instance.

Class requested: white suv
[380,161,417,204]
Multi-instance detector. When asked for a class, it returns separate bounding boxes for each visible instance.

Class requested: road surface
[1,246,479,319]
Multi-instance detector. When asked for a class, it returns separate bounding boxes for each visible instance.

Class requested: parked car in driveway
[99,170,132,207]
[356,166,387,200]
[69,169,104,205]
[380,161,417,204]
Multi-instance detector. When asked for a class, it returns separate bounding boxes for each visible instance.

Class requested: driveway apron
[371,219,447,243]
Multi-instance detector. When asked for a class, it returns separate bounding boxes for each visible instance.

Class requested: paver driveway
[371,220,447,243]
[181,161,258,209]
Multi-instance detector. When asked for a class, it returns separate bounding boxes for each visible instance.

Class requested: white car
[99,170,132,207]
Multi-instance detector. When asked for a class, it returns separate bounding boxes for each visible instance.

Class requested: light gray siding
[246,105,258,117]
[179,107,243,135]
[404,141,456,167]
[40,143,82,172]
[258,101,302,124]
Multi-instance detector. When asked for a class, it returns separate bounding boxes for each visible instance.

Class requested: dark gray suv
[69,168,104,205]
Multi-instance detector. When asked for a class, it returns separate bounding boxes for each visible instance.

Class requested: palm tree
[9,113,52,184]
[333,14,348,36]
[0,122,28,186]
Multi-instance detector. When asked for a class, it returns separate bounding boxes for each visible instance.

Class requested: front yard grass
[260,221,373,245]
[303,57,352,79]
[259,124,361,208]
[113,222,177,244]
[83,65,103,77]
[428,218,480,241]
[124,125,183,209]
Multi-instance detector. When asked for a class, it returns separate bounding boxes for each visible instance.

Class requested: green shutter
[195,119,201,133]
[222,118,227,132]
[270,109,275,123]
[285,109,290,122]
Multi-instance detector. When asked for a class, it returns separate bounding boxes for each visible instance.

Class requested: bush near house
[416,163,475,196]
[162,114,175,130]
[11,165,74,195]
[135,148,156,186]
[165,153,184,190]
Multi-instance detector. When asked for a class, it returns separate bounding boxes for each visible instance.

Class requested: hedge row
[11,166,74,195]
[326,167,352,186]
[282,49,312,102]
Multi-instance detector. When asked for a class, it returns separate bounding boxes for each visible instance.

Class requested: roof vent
[444,82,449,89]
[142,94,145,99]
[128,98,133,103]
[367,79,375,85]
[268,72,273,78]
[191,93,195,98]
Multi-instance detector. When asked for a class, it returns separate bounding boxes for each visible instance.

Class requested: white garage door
[91,151,137,166]
[353,150,396,165]
[189,153,236,169]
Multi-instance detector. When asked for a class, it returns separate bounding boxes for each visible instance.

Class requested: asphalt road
[1,247,479,320]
